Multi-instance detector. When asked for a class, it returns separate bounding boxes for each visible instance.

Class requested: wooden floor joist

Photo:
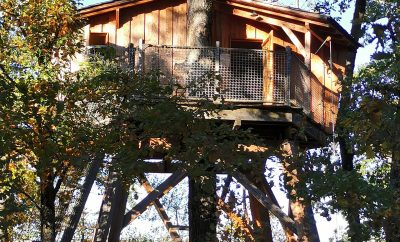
[141,176,182,242]
[122,171,187,228]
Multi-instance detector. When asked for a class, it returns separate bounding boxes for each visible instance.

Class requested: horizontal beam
[229,7,307,33]
[223,0,330,28]
[80,0,154,17]
[170,225,189,231]
[209,108,293,123]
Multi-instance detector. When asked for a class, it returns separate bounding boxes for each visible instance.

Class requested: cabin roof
[79,0,361,48]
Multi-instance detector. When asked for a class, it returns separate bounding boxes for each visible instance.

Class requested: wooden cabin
[79,0,358,145]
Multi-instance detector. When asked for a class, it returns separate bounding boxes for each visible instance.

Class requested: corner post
[285,46,292,106]
[128,43,135,75]
[138,39,144,74]
[215,41,221,97]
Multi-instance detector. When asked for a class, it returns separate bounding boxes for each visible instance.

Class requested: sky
[80,0,374,241]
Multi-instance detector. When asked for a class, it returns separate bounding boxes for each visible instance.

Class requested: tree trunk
[107,180,129,242]
[383,150,400,241]
[40,172,57,242]
[249,196,273,242]
[280,141,319,242]
[93,170,118,242]
[188,175,217,242]
[61,156,103,242]
[187,0,213,47]
[187,0,216,240]
[245,161,273,242]
[336,0,367,240]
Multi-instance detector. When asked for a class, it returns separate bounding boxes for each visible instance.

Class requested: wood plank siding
[80,0,358,135]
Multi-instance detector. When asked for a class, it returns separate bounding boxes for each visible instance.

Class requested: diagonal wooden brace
[141,176,182,242]
[122,171,187,228]
[230,171,298,235]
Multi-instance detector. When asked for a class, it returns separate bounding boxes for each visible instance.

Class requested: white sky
[80,0,374,241]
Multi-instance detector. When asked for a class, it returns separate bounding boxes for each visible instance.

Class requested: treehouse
[79,0,358,145]
[77,1,360,241]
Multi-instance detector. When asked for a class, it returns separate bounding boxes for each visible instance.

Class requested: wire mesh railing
[95,43,339,132]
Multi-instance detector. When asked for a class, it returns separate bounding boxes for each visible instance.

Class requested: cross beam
[122,171,187,228]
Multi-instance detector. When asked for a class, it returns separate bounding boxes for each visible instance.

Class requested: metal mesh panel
[139,45,290,103]
[124,44,340,131]
[310,76,324,125]
[219,48,263,102]
[290,55,311,114]
[273,52,289,103]
[143,46,216,99]
[324,88,339,131]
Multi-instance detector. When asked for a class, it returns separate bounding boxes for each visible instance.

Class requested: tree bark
[93,170,118,242]
[245,161,273,242]
[187,0,213,47]
[280,141,319,242]
[188,175,217,242]
[383,150,400,241]
[61,156,103,242]
[107,180,129,242]
[40,171,57,242]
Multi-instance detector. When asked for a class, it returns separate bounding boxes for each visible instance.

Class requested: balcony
[87,44,339,133]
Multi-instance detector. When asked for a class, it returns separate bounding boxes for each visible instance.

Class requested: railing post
[215,41,221,97]
[138,39,144,74]
[128,43,135,76]
[285,46,292,106]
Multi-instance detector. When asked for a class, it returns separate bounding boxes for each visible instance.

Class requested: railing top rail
[141,44,287,53]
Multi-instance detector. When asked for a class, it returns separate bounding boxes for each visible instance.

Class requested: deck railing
[88,44,339,132]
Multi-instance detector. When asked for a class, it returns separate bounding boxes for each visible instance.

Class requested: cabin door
[262,31,274,103]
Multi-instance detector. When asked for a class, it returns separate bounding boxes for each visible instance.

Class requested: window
[89,32,108,45]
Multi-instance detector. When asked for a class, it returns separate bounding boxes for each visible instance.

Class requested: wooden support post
[286,46,292,105]
[141,177,182,242]
[305,24,311,69]
[215,41,220,96]
[122,171,187,228]
[138,38,144,73]
[84,24,90,46]
[128,43,135,75]
[188,174,217,242]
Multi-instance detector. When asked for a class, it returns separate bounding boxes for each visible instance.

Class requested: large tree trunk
[336,0,367,240]
[40,171,57,242]
[383,150,400,241]
[187,0,213,47]
[187,0,217,240]
[93,170,118,242]
[107,180,129,242]
[188,175,217,242]
[280,141,319,242]
[61,156,103,242]
[245,161,273,242]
